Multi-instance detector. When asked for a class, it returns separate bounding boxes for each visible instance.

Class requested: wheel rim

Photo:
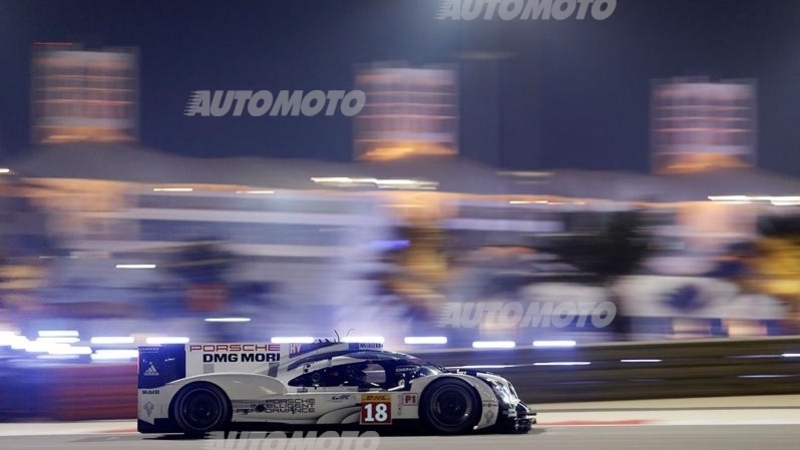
[429,386,473,428]
[181,390,222,431]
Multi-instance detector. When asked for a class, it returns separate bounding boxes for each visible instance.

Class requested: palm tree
[374,224,455,322]
[748,215,800,333]
[532,209,654,338]
[0,185,65,319]
[160,239,238,314]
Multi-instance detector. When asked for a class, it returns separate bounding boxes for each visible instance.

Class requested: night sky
[1,0,800,175]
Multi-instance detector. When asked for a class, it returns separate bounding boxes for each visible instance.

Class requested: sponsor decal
[331,394,353,402]
[141,389,160,395]
[241,399,316,415]
[360,394,392,425]
[357,343,383,350]
[201,353,280,363]
[144,401,155,418]
[401,393,418,406]
[143,363,159,376]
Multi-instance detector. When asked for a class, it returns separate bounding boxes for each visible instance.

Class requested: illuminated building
[353,62,459,161]
[650,77,757,174]
[5,69,800,343]
[31,43,139,144]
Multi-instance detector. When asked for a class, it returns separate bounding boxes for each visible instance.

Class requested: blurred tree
[160,239,238,313]
[0,187,65,317]
[537,210,653,281]
[376,224,456,322]
[746,215,800,333]
[533,209,654,338]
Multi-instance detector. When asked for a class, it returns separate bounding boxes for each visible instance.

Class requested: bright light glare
[404,336,448,345]
[472,341,515,349]
[0,333,26,347]
[48,346,92,355]
[91,336,135,345]
[153,187,193,192]
[91,349,139,360]
[341,336,385,344]
[37,337,80,344]
[146,337,189,344]
[533,361,591,366]
[204,317,251,323]
[621,359,663,363]
[270,336,315,344]
[115,264,156,269]
[533,340,576,348]
[38,330,79,337]
[25,342,70,353]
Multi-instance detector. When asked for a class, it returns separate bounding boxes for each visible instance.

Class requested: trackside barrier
[0,363,137,421]
[414,336,800,403]
[46,363,137,420]
[3,337,800,420]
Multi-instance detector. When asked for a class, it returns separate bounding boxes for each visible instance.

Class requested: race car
[137,340,535,436]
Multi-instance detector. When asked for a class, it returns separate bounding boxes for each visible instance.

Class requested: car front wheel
[419,378,482,435]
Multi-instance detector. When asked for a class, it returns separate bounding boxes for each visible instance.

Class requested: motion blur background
[3,0,800,422]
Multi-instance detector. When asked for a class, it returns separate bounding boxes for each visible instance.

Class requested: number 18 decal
[360,393,392,424]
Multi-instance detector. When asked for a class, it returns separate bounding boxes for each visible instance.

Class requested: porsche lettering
[189,344,279,352]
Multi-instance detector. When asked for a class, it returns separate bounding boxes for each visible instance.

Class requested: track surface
[3,396,800,450]
[1,426,799,450]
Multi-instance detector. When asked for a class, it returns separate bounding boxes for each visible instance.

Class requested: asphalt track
[2,425,800,450]
[3,396,800,450]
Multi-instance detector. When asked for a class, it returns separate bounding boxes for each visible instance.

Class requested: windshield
[353,350,447,372]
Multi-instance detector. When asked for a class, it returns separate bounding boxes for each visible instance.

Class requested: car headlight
[488,380,515,403]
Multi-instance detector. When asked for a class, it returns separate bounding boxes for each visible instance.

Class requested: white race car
[137,340,535,436]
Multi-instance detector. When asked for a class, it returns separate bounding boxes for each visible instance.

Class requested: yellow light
[153,187,193,192]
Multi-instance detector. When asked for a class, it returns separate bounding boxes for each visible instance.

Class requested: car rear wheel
[172,382,230,436]
[419,378,482,435]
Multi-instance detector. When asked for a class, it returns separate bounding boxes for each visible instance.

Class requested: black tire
[419,378,482,435]
[171,382,231,436]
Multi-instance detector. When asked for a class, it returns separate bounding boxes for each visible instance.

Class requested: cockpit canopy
[286,350,444,390]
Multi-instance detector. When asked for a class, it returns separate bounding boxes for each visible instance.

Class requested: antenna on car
[345,328,354,337]
[334,330,341,342]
